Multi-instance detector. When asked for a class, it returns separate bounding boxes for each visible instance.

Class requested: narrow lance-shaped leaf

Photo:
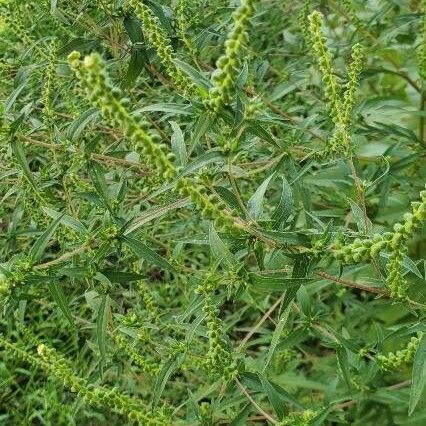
[88,163,113,213]
[272,176,293,226]
[209,223,238,269]
[170,120,187,167]
[409,334,426,415]
[47,281,74,327]
[10,139,38,192]
[247,172,276,220]
[30,215,64,263]
[152,353,185,408]
[97,294,111,370]
[121,236,175,272]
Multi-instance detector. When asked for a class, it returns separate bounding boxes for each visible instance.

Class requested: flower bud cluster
[0,256,33,303]
[308,11,341,124]
[207,0,257,113]
[114,333,160,376]
[42,40,58,131]
[341,43,364,127]
[68,51,176,181]
[68,52,239,232]
[175,0,196,56]
[202,292,237,381]
[127,0,197,98]
[308,11,364,158]
[278,409,318,425]
[196,273,237,381]
[341,0,367,33]
[334,187,426,298]
[36,343,168,424]
[176,177,238,232]
[377,334,423,370]
[2,6,46,59]
[386,249,407,299]
[298,1,312,44]
[0,335,48,369]
[138,280,159,320]
[334,188,426,264]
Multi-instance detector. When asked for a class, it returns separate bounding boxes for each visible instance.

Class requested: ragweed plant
[1,0,426,424]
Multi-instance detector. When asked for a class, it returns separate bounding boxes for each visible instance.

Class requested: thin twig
[334,380,411,410]
[34,244,89,270]
[237,294,285,351]
[315,270,388,295]
[235,378,278,425]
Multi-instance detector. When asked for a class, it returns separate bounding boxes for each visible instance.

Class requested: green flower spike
[127,0,197,98]
[377,333,424,370]
[334,187,426,298]
[207,0,258,113]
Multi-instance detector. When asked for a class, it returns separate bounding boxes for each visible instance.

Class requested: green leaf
[5,82,27,112]
[88,163,113,213]
[245,120,278,147]
[174,59,210,89]
[214,186,245,214]
[47,282,74,327]
[123,15,144,43]
[10,139,37,191]
[409,334,426,415]
[42,207,87,233]
[336,346,353,392]
[241,372,302,408]
[230,404,251,426]
[58,38,98,56]
[101,270,144,283]
[275,328,309,352]
[347,198,370,234]
[145,0,173,33]
[190,113,213,154]
[272,176,293,225]
[179,150,225,178]
[24,275,61,285]
[258,229,312,245]
[247,172,276,220]
[296,285,312,317]
[152,353,185,408]
[258,373,287,419]
[124,198,191,235]
[170,121,187,167]
[263,302,292,372]
[138,103,193,115]
[123,46,147,88]
[67,108,99,141]
[121,236,175,272]
[249,273,312,292]
[30,215,64,262]
[97,294,110,366]
[209,223,238,269]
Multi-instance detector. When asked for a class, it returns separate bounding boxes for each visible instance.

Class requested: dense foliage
[1,0,426,424]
